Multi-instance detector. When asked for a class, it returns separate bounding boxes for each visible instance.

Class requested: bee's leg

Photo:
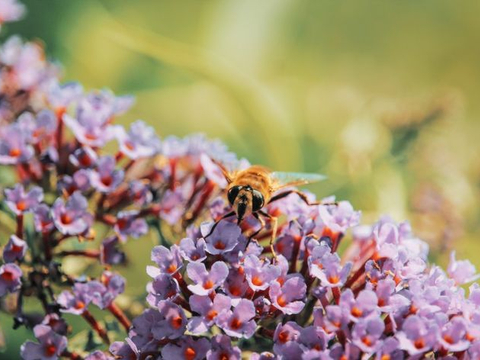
[268,190,337,207]
[258,210,278,259]
[247,212,266,245]
[204,211,236,238]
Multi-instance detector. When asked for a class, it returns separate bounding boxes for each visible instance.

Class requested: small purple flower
[3,234,27,262]
[57,283,92,315]
[100,236,126,265]
[0,263,22,296]
[0,0,25,25]
[47,81,83,110]
[216,299,256,338]
[375,338,403,360]
[30,110,58,143]
[63,90,134,147]
[41,314,68,336]
[115,120,161,159]
[147,274,179,307]
[0,122,34,164]
[439,316,470,352]
[396,315,439,355]
[179,237,207,262]
[309,247,352,288]
[187,261,229,296]
[318,200,361,234]
[148,245,183,276]
[89,156,124,193]
[224,268,249,300]
[188,294,231,334]
[273,321,303,357]
[89,272,125,309]
[351,316,385,354]
[151,300,187,339]
[204,220,242,255]
[20,325,67,360]
[244,255,280,292]
[69,146,98,168]
[33,204,55,233]
[269,276,306,315]
[340,289,379,322]
[313,305,349,332]
[58,169,90,195]
[128,180,153,207]
[206,335,241,360]
[5,184,43,215]
[114,211,148,241]
[51,191,93,235]
[200,153,229,188]
[161,336,210,360]
[447,251,480,285]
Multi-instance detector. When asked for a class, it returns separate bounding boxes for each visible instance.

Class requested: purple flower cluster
[2,2,480,360]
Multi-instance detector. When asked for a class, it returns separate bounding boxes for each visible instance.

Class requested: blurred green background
[2,0,480,356]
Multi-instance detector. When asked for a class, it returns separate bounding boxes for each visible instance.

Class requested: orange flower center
[203,280,214,290]
[443,335,454,344]
[278,330,289,343]
[9,148,22,157]
[184,347,196,360]
[229,286,241,296]
[1,271,14,281]
[44,344,57,357]
[61,213,73,225]
[351,306,363,317]
[219,353,229,360]
[79,154,92,167]
[206,310,218,321]
[171,316,183,329]
[414,338,425,349]
[362,336,372,346]
[381,355,391,360]
[230,317,242,330]
[277,295,287,307]
[328,275,340,284]
[85,133,97,140]
[167,264,177,273]
[125,141,135,151]
[214,241,226,250]
[16,200,27,211]
[101,176,113,186]
[251,276,263,286]
[75,300,85,310]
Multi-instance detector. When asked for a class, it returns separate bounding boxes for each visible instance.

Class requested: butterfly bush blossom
[1,3,480,360]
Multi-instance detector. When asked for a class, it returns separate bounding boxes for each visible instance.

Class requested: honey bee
[209,161,331,257]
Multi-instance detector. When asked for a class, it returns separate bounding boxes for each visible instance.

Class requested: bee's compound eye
[252,189,264,211]
[227,186,242,205]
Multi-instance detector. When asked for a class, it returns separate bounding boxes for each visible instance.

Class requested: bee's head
[227,185,264,223]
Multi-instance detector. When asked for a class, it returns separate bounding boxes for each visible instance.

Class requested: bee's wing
[271,171,327,190]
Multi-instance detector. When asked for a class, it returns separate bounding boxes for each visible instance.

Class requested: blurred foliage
[2,0,480,356]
